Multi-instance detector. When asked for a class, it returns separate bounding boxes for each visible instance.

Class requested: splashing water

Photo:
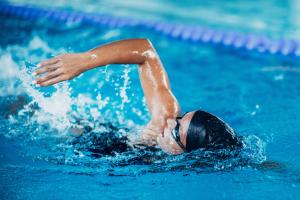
[119,65,131,110]
[0,35,269,177]
[1,4,300,200]
[17,65,72,132]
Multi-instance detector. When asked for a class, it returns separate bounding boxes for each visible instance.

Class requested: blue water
[6,0,300,39]
[1,1,300,200]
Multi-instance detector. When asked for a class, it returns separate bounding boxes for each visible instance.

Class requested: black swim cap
[185,110,241,152]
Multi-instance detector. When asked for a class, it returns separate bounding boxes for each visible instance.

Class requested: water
[6,0,300,39]
[1,1,300,199]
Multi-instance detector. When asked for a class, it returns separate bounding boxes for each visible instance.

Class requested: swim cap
[185,110,242,152]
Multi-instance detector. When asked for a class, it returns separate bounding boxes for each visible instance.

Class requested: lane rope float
[0,3,299,58]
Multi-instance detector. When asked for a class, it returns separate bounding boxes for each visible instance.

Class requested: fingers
[38,75,66,87]
[35,69,62,85]
[34,62,62,76]
[33,56,67,87]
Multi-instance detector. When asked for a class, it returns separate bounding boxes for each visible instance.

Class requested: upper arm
[137,40,180,128]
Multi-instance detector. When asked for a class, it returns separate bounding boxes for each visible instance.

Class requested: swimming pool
[1,1,300,199]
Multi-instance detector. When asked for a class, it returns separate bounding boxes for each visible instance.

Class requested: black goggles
[171,116,186,152]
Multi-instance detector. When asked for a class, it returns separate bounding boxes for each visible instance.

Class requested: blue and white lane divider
[0,3,299,58]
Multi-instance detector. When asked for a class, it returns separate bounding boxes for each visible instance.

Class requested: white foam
[0,52,24,96]
[242,134,266,164]
[0,36,72,131]
[18,66,72,132]
[1,35,147,136]
[0,53,19,78]
[119,65,131,110]
[28,36,54,52]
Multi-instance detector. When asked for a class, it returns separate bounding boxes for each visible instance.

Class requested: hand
[34,53,89,86]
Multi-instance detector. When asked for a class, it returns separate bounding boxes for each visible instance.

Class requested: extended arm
[34,38,180,143]
[35,39,151,84]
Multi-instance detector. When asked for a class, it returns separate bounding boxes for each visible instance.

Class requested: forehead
[182,111,195,121]
[179,111,195,133]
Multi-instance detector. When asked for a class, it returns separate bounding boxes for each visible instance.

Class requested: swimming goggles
[171,116,186,151]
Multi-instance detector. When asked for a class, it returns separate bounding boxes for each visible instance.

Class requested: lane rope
[0,3,299,58]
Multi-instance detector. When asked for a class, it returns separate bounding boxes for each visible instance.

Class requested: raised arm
[34,38,180,142]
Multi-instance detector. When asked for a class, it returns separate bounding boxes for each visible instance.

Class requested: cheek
[162,129,173,144]
[157,131,177,153]
[157,134,168,149]
[163,129,176,146]
[157,135,171,153]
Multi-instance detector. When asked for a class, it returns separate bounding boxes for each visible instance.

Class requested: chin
[161,147,184,155]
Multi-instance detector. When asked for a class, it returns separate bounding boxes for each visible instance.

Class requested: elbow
[140,38,157,60]
[140,38,152,48]
[129,38,156,64]
[135,38,154,51]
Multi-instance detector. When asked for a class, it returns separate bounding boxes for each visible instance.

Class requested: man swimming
[34,38,242,154]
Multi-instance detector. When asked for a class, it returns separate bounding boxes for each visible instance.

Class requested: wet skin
[34,38,193,154]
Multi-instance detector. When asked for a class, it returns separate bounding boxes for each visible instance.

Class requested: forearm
[34,38,158,86]
[82,38,152,70]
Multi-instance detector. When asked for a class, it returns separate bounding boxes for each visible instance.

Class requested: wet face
[157,111,195,154]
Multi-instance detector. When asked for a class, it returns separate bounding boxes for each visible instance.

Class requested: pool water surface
[0,1,300,199]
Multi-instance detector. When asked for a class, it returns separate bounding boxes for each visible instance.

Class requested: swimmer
[34,38,242,154]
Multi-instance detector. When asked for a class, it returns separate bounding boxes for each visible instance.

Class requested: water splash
[0,52,24,96]
[240,134,267,164]
[0,35,268,176]
[17,65,72,132]
[119,65,131,110]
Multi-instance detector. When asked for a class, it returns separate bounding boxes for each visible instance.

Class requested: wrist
[80,52,98,70]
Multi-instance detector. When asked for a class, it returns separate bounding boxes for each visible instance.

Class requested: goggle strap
[171,119,186,152]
